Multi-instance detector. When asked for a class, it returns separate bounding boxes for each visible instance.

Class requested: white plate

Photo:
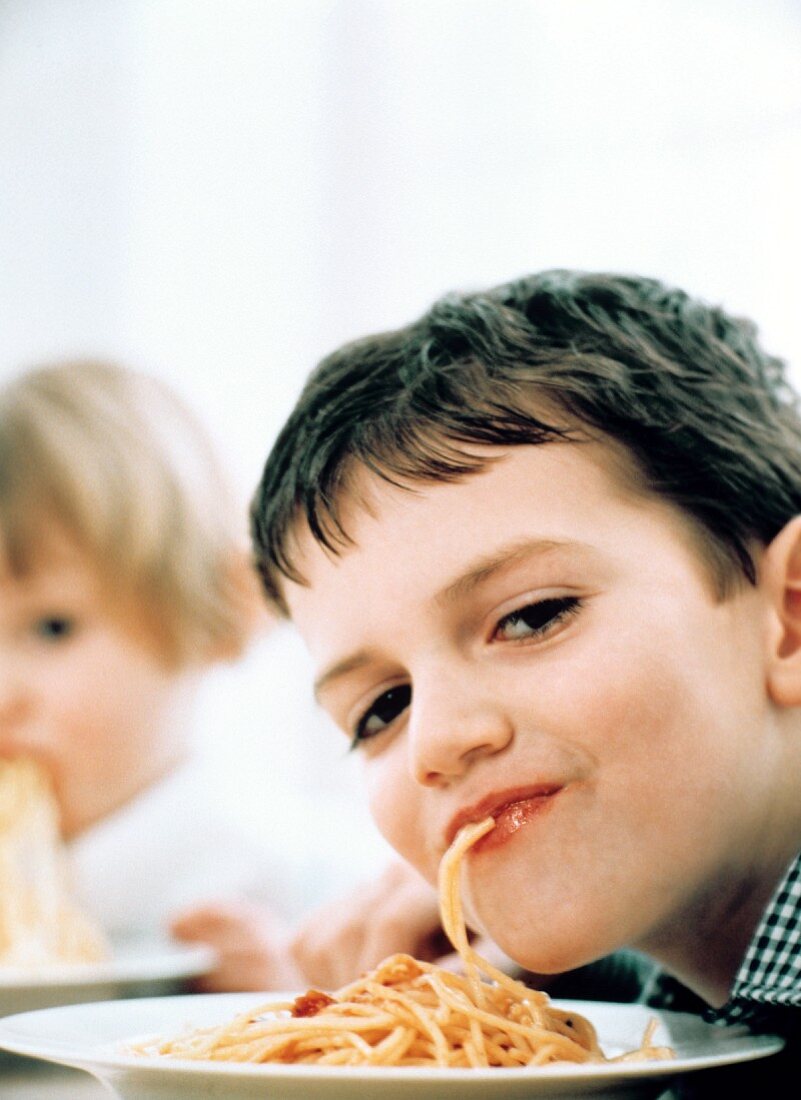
[0,994,784,1099]
[0,937,215,1016]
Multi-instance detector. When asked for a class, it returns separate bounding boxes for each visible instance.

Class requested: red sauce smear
[291,990,336,1017]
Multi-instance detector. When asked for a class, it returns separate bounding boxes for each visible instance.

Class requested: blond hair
[0,360,257,666]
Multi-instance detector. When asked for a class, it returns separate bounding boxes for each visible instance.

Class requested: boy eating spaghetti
[249,269,801,1068]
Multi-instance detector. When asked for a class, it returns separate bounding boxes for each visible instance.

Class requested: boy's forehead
[285,439,661,611]
[288,429,648,553]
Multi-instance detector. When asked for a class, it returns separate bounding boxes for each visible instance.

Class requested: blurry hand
[285,860,451,991]
[170,867,539,997]
[170,899,304,993]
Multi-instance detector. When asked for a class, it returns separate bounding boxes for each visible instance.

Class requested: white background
[1,0,800,903]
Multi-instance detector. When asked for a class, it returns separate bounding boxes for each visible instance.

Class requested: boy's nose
[408,670,514,787]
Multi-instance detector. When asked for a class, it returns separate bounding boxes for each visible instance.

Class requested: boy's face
[287,442,779,975]
[0,530,188,838]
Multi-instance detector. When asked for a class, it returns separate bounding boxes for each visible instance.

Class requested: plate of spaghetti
[0,819,784,1098]
[0,758,214,1015]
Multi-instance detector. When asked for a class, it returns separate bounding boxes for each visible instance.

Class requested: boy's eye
[493,596,581,642]
[33,616,76,641]
[352,684,412,746]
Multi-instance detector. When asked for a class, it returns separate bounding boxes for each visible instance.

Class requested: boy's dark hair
[252,269,801,613]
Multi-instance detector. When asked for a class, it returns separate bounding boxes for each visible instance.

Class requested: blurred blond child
[0,359,301,982]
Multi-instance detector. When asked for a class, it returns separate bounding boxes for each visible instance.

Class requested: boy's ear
[764,515,801,707]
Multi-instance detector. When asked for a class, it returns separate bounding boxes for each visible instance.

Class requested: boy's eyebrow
[313,538,579,701]
[435,538,577,607]
[314,650,373,702]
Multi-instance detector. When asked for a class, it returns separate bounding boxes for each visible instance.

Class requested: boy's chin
[491,930,603,980]
[467,891,614,979]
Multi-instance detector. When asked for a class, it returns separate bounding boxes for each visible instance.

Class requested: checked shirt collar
[705,850,801,1028]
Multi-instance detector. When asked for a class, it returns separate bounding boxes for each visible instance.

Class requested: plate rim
[0,940,216,989]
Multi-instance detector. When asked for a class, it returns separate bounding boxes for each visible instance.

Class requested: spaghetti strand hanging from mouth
[139,815,673,1068]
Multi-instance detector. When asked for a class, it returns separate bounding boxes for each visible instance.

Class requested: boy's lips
[445,784,564,852]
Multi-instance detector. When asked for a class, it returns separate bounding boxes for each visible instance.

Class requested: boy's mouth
[446,784,564,853]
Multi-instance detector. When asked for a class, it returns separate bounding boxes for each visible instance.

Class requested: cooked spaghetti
[140,816,673,1068]
[0,757,109,968]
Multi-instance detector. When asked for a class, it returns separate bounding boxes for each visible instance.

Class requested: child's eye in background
[33,615,76,641]
[352,684,412,747]
[493,596,581,642]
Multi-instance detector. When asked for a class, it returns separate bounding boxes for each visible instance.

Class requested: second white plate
[0,936,215,1016]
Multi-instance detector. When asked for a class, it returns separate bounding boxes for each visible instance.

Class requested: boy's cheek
[365,758,433,880]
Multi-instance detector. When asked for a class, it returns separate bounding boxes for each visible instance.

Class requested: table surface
[0,1057,106,1097]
